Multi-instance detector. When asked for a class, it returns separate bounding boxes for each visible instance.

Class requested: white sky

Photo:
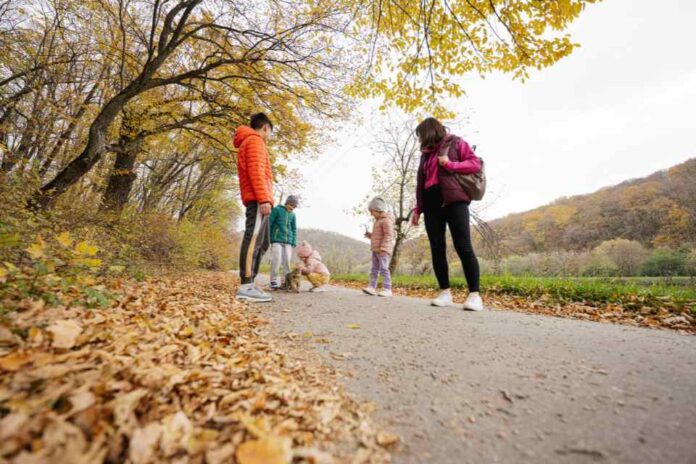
[287,0,696,241]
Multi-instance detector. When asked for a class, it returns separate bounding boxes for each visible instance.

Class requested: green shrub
[641,248,686,276]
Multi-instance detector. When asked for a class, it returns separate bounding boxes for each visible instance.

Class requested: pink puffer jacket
[371,212,395,254]
[296,241,330,276]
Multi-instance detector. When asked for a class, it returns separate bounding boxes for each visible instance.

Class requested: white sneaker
[310,286,327,293]
[430,290,453,307]
[362,287,377,296]
[378,289,393,297]
[463,293,484,311]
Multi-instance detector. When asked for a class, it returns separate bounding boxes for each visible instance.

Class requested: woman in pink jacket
[411,117,483,311]
[363,196,395,297]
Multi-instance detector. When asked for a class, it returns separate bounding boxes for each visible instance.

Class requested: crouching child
[296,241,330,293]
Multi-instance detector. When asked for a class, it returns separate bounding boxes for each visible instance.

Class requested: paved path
[256,282,696,463]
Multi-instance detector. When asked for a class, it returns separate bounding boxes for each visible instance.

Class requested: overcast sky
[287,0,696,241]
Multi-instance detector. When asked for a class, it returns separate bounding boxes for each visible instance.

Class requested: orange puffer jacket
[234,126,274,206]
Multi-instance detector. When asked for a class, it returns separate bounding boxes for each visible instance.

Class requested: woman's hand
[438,155,450,167]
[411,212,420,226]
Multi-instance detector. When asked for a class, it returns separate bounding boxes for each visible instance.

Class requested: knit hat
[285,195,299,207]
[368,196,388,213]
[296,241,313,259]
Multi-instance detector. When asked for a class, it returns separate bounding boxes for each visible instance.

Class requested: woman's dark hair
[250,112,273,130]
[415,117,447,150]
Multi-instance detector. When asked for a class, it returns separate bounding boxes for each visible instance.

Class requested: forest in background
[309,158,696,279]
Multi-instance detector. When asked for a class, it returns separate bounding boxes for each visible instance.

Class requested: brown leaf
[0,351,32,371]
[206,443,236,464]
[376,431,399,447]
[236,436,293,464]
[47,319,83,349]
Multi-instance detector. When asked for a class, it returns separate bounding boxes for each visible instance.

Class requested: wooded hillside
[491,158,696,255]
[295,229,370,274]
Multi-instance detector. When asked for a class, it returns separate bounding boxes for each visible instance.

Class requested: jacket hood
[233,126,261,149]
[310,250,322,261]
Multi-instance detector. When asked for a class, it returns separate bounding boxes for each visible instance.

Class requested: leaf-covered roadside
[0,273,393,463]
[332,278,696,334]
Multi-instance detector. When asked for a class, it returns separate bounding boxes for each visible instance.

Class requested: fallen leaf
[206,443,236,464]
[346,324,361,330]
[68,390,96,415]
[0,326,19,346]
[160,411,193,456]
[376,431,399,447]
[47,320,83,349]
[0,351,32,371]
[57,231,73,247]
[0,411,29,440]
[129,422,162,464]
[293,446,335,464]
[236,436,293,464]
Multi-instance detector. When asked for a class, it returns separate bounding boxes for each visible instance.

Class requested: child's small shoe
[310,286,327,293]
[377,289,393,297]
[362,287,377,296]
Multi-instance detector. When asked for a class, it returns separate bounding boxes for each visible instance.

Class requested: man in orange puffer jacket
[234,113,275,302]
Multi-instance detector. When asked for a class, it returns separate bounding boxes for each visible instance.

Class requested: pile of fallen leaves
[333,279,696,334]
[0,272,393,463]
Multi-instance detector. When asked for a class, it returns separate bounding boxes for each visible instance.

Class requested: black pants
[239,201,270,284]
[423,187,480,292]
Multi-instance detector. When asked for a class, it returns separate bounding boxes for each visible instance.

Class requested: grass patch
[333,274,696,312]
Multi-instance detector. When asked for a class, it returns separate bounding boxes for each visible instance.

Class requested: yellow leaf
[346,323,361,330]
[74,241,98,257]
[0,351,32,371]
[26,239,45,259]
[57,231,73,247]
[3,262,18,272]
[179,326,193,338]
[236,436,292,464]
[0,266,6,279]
[73,258,102,268]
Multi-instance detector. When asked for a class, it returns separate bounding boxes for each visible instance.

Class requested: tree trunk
[35,94,128,208]
[100,138,140,214]
[39,78,101,177]
[390,227,406,274]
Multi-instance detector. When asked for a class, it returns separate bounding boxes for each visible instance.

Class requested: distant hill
[297,229,371,274]
[488,158,696,255]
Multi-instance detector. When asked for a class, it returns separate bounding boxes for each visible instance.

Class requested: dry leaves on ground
[333,280,696,333]
[0,272,392,463]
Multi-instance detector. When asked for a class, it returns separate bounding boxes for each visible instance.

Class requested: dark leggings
[423,187,480,292]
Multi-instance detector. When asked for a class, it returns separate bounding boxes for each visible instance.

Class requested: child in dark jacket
[269,195,298,289]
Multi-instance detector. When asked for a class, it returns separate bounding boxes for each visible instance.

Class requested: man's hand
[438,155,450,166]
[364,231,372,239]
[260,202,272,216]
[411,212,420,226]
